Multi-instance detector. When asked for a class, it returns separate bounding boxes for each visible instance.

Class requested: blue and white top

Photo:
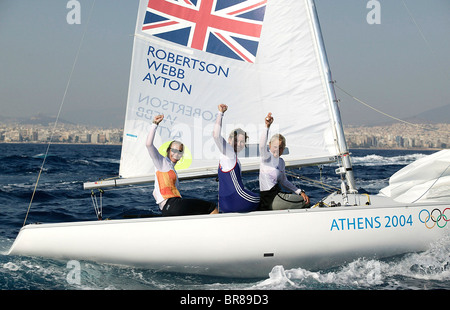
[213,112,259,213]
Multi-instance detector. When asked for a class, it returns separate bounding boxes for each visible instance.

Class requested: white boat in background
[8,0,449,278]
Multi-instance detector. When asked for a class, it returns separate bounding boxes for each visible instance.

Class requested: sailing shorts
[258,184,281,211]
[162,197,216,216]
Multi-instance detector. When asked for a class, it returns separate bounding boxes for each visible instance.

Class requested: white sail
[87,0,344,188]
[379,150,450,203]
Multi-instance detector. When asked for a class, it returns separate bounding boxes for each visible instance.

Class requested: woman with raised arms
[213,104,260,213]
[258,112,310,210]
[147,114,218,216]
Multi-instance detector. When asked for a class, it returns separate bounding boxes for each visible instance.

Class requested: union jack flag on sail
[142,0,267,63]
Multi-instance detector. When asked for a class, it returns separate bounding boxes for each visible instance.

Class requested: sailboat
[8,0,449,278]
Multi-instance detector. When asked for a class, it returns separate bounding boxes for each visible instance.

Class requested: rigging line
[285,171,339,191]
[287,173,335,189]
[334,84,450,134]
[23,0,97,227]
[335,84,417,125]
[401,0,449,82]
[401,1,431,52]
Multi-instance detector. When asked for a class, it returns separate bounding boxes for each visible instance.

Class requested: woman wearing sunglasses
[146,114,218,216]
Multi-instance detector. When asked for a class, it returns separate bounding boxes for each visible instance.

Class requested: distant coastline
[344,123,449,150]
[1,121,449,150]
[349,147,442,151]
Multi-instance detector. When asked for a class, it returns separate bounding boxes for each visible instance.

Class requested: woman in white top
[146,114,218,216]
[258,113,310,210]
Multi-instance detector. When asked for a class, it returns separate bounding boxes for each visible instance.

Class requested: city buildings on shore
[0,123,123,145]
[344,123,449,149]
[1,122,449,149]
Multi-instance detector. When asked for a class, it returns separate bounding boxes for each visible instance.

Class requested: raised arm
[213,104,230,155]
[260,113,273,162]
[146,115,165,170]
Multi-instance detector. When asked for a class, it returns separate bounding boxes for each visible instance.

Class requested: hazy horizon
[1,0,449,127]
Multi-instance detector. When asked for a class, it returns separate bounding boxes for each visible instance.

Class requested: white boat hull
[8,193,449,278]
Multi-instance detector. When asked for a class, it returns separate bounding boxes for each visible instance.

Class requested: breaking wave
[351,153,428,167]
[254,234,450,290]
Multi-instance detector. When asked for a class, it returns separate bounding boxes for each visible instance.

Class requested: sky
[0,0,449,127]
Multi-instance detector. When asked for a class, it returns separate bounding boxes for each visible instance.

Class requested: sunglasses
[170,148,184,155]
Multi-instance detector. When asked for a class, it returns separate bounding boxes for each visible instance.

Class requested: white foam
[256,233,450,289]
[351,153,427,166]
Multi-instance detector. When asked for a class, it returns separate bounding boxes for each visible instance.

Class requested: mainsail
[85,0,350,189]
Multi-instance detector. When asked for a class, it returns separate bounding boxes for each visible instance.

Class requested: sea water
[0,143,449,290]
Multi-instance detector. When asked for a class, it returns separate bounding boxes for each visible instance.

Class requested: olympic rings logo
[418,208,450,229]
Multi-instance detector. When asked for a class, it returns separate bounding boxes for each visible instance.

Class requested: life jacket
[155,169,181,201]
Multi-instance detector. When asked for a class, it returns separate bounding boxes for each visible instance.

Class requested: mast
[308,0,357,194]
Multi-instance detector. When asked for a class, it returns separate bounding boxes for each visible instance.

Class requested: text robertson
[143,45,230,95]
